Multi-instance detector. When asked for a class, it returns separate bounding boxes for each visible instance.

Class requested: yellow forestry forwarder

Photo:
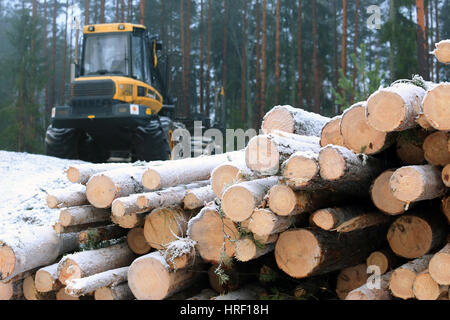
[46,23,179,163]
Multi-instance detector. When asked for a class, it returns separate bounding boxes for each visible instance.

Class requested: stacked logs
[1,42,449,301]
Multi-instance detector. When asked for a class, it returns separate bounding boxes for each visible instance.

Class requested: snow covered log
[66,163,139,185]
[46,184,88,209]
[261,105,330,137]
[389,165,445,203]
[57,243,136,285]
[422,83,450,131]
[127,228,151,255]
[245,133,320,176]
[267,184,355,217]
[275,226,387,279]
[0,226,79,282]
[281,151,320,190]
[210,160,257,199]
[422,131,450,166]
[340,102,395,155]
[234,237,275,262]
[59,205,111,227]
[85,166,147,209]
[115,181,209,217]
[320,116,345,147]
[387,211,447,259]
[429,243,450,285]
[78,225,127,245]
[366,248,404,275]
[143,206,191,250]
[396,129,427,165]
[309,206,390,232]
[183,185,216,210]
[431,39,450,64]
[336,264,368,300]
[318,145,384,188]
[370,170,408,216]
[221,177,279,222]
[187,204,239,264]
[65,267,129,297]
[388,254,433,300]
[35,263,62,293]
[94,283,134,300]
[366,82,427,132]
[161,238,197,271]
[345,271,393,300]
[127,251,201,300]
[141,151,243,190]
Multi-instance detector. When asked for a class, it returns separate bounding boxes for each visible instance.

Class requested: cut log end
[245,136,279,174]
[366,91,406,132]
[127,228,151,255]
[46,195,59,209]
[261,107,295,134]
[34,270,55,293]
[336,264,368,300]
[275,229,321,279]
[128,256,170,300]
[0,281,13,300]
[0,245,16,281]
[58,259,82,285]
[66,167,80,184]
[371,170,406,216]
[320,117,344,147]
[310,209,336,231]
[211,164,240,199]
[94,287,115,300]
[390,167,425,203]
[413,271,441,300]
[86,175,116,208]
[366,251,390,275]
[318,147,346,181]
[389,268,417,299]
[56,287,79,300]
[423,132,450,166]
[442,165,450,188]
[222,185,255,222]
[387,215,433,259]
[429,252,450,285]
[268,184,296,216]
[283,154,318,188]
[423,83,450,131]
[141,169,161,190]
[235,238,259,262]
[111,201,127,217]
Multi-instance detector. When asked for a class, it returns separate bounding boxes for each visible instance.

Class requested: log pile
[1,42,449,301]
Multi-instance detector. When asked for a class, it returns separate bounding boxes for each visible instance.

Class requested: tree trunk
[366,83,427,132]
[434,0,440,80]
[340,102,396,154]
[221,177,279,222]
[312,0,320,114]
[61,0,69,105]
[65,267,129,297]
[86,167,147,208]
[58,243,135,285]
[351,0,359,104]
[43,0,49,128]
[274,0,280,106]
[187,204,239,264]
[46,185,88,209]
[141,151,243,190]
[205,0,212,118]
[139,0,144,25]
[416,0,429,79]
[341,0,348,77]
[254,0,261,128]
[370,170,407,216]
[100,0,105,23]
[260,0,267,116]
[310,206,390,232]
[275,226,387,278]
[422,82,450,131]
[390,165,445,203]
[0,226,79,281]
[128,251,201,300]
[387,210,447,259]
[59,205,111,227]
[297,0,303,107]
[85,0,90,25]
[388,254,433,299]
[241,0,248,123]
[245,133,320,176]
[262,105,330,136]
[199,0,204,114]
[50,0,57,111]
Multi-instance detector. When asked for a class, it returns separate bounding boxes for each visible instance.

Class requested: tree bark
[59,205,110,227]
[416,0,429,79]
[297,0,303,107]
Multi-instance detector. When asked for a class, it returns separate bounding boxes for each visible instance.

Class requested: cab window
[131,35,145,82]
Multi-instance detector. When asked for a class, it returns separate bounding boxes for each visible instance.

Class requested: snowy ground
[0,151,86,234]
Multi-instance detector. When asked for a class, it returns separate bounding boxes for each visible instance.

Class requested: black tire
[132,117,172,161]
[78,134,110,163]
[45,125,80,160]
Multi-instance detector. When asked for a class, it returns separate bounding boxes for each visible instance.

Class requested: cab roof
[83,23,147,34]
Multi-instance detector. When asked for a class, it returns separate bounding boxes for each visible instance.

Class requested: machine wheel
[132,117,172,161]
[45,125,80,160]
